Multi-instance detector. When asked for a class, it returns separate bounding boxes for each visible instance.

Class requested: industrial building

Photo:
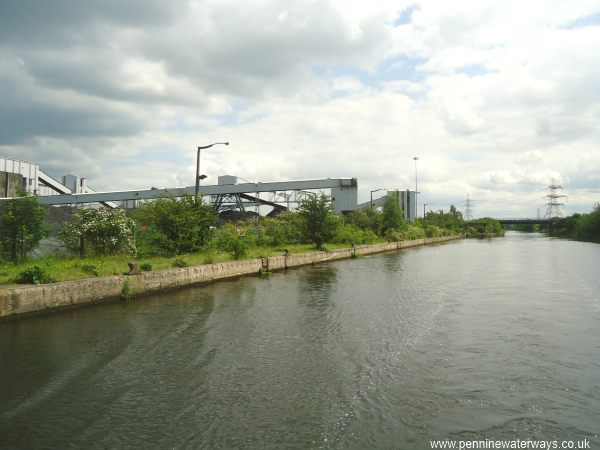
[1,156,96,198]
[1,156,359,215]
[357,189,417,223]
[2,156,418,221]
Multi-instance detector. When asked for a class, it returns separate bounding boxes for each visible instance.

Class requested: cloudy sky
[1,0,599,217]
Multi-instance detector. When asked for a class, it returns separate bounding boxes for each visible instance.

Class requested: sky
[1,0,599,218]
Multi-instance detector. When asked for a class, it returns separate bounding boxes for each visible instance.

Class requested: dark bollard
[126,262,141,275]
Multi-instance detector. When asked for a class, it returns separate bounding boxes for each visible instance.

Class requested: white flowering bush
[59,208,136,256]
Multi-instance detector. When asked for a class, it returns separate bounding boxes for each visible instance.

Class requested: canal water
[1,232,599,449]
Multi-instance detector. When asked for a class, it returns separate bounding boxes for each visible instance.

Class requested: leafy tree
[135,193,216,255]
[0,196,49,262]
[345,206,383,235]
[381,191,405,232]
[468,217,504,236]
[59,207,136,256]
[424,205,464,232]
[575,204,600,242]
[297,194,337,249]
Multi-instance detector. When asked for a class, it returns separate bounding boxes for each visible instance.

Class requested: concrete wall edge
[0,235,464,320]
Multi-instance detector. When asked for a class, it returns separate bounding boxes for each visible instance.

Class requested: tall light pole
[413,156,419,220]
[423,202,434,218]
[196,142,229,200]
[370,188,385,208]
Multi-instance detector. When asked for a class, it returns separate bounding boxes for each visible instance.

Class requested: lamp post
[196,142,229,200]
[413,156,419,220]
[370,188,385,208]
[423,202,434,218]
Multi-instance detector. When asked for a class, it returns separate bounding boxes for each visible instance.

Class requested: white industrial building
[1,156,359,215]
[1,156,94,198]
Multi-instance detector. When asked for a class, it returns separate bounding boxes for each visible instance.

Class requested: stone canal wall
[0,235,462,320]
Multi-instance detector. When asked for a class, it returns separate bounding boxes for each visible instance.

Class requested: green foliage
[249,214,304,247]
[0,196,49,262]
[385,224,426,241]
[202,252,214,264]
[381,191,406,232]
[172,257,188,268]
[140,262,153,272]
[297,194,337,249]
[17,265,54,284]
[423,205,464,232]
[468,217,505,236]
[423,225,451,238]
[574,204,600,242]
[121,279,132,302]
[81,264,99,276]
[332,222,378,245]
[345,207,383,235]
[59,208,136,257]
[213,223,252,260]
[135,193,216,256]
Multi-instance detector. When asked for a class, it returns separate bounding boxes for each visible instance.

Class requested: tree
[381,191,405,232]
[424,205,464,232]
[575,204,600,242]
[134,193,216,255]
[297,194,337,249]
[345,206,383,235]
[59,207,136,256]
[0,196,49,262]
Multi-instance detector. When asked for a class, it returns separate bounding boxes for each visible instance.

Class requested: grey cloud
[0,69,143,144]
[0,0,187,47]
[140,1,389,96]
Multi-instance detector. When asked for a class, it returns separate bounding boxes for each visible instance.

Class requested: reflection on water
[1,232,599,449]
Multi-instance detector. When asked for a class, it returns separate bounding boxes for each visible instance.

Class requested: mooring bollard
[126,262,141,275]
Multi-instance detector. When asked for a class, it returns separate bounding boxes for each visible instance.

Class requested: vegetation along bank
[0,190,483,318]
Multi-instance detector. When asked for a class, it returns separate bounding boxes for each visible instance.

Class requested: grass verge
[0,242,364,285]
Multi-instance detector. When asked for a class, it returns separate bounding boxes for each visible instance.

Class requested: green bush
[172,257,188,268]
[424,225,448,238]
[17,265,55,285]
[213,224,252,260]
[345,207,383,234]
[121,279,132,302]
[140,262,153,272]
[332,223,378,245]
[386,224,426,241]
[135,193,216,256]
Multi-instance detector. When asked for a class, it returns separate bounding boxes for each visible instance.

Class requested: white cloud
[1,0,599,217]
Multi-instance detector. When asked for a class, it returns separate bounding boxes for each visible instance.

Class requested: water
[1,232,599,449]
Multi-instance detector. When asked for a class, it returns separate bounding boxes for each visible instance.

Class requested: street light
[413,156,419,220]
[196,142,229,200]
[370,188,385,208]
[423,202,435,218]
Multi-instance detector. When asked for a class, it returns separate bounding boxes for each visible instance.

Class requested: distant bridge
[468,218,554,226]
[496,218,553,226]
[468,218,558,235]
